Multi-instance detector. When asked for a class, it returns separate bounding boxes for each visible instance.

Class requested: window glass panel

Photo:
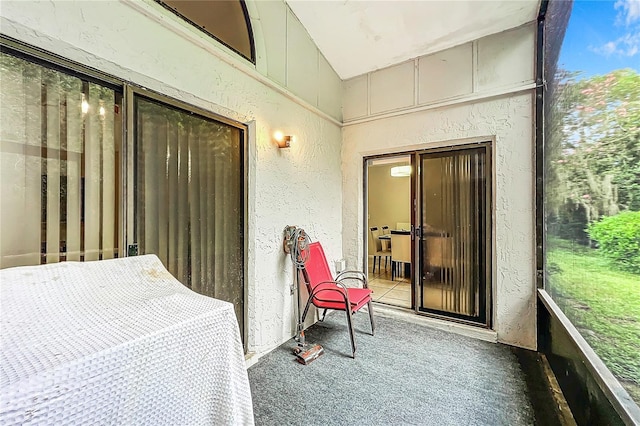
[544,1,640,405]
[418,147,488,325]
[159,0,254,62]
[0,51,121,268]
[134,97,245,339]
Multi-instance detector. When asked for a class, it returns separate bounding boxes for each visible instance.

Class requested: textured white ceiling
[286,0,540,80]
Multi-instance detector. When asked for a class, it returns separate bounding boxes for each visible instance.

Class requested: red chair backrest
[300,242,333,292]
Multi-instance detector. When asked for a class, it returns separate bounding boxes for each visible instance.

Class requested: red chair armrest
[335,270,368,288]
[311,281,351,306]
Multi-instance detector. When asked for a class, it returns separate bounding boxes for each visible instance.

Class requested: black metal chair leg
[345,308,356,358]
[367,300,375,336]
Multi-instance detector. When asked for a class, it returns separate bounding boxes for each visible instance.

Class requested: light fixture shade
[390,165,411,177]
[273,131,293,148]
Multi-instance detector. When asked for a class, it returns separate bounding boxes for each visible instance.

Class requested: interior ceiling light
[390,165,411,177]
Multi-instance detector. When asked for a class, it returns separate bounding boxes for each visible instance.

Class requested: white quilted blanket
[0,255,254,425]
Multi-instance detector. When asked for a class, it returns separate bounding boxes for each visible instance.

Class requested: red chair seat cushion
[313,287,372,311]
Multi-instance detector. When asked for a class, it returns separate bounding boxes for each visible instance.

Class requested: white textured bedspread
[0,255,253,425]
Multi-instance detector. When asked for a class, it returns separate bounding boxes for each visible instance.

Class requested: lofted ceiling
[286,0,541,80]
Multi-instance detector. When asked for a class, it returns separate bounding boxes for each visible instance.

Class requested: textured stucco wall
[342,25,537,350]
[342,94,536,349]
[0,0,342,357]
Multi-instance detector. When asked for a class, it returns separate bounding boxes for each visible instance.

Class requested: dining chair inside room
[391,232,411,280]
[369,227,391,274]
[381,225,391,250]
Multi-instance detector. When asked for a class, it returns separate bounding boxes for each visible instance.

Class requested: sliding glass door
[0,47,247,345]
[417,144,491,326]
[363,143,491,326]
[0,50,122,268]
[132,94,246,338]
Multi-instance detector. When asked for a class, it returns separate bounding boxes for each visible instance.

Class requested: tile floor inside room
[367,257,411,309]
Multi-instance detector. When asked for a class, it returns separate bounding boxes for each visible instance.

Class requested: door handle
[411,225,422,239]
[128,244,139,256]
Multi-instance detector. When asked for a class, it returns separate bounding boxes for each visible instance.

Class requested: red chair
[300,242,375,358]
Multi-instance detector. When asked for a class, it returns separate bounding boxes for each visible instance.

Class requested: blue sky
[559,0,640,79]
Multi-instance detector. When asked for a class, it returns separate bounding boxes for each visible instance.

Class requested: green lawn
[546,240,640,404]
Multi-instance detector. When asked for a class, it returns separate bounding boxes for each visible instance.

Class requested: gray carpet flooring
[248,309,536,426]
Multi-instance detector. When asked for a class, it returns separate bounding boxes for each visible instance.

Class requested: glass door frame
[362,141,493,328]
[1,37,126,266]
[413,142,493,328]
[362,153,417,309]
[124,86,250,348]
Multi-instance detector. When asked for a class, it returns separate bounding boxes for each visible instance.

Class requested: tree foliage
[546,68,640,243]
[588,211,640,274]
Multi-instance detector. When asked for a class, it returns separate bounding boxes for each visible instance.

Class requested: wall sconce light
[273,131,293,148]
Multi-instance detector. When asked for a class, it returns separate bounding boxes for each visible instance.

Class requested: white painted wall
[0,0,343,358]
[342,24,537,349]
[252,0,342,120]
[343,24,535,122]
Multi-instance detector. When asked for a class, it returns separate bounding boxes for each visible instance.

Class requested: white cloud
[599,41,618,55]
[615,0,640,25]
[591,32,640,57]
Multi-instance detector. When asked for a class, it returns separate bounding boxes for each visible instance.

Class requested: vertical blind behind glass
[420,149,486,318]
[135,98,244,333]
[0,52,119,268]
